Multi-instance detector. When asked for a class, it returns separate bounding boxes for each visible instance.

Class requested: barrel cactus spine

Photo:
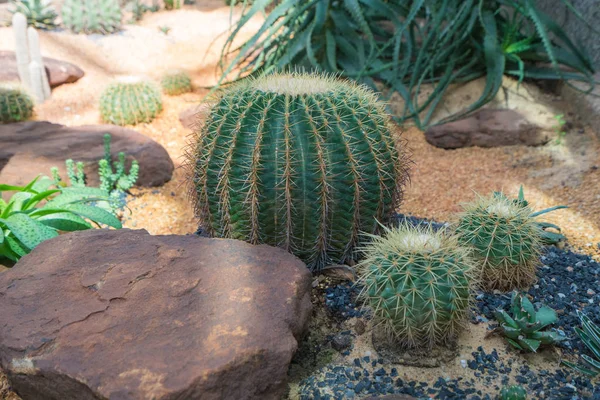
[357,224,477,349]
[499,384,527,400]
[455,191,542,291]
[99,77,162,126]
[0,84,34,123]
[187,72,409,271]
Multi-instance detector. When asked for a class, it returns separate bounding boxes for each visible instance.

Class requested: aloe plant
[562,311,600,377]
[215,0,596,129]
[494,292,564,352]
[0,176,121,264]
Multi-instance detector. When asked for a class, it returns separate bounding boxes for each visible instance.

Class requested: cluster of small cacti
[99,78,163,126]
[61,0,122,34]
[454,191,542,290]
[10,0,58,30]
[0,84,34,123]
[187,72,409,271]
[161,71,192,95]
[357,224,477,349]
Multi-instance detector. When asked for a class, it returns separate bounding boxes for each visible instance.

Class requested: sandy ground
[1,2,600,398]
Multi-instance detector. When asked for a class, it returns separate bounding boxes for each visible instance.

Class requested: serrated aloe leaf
[63,204,122,229]
[501,326,521,339]
[531,331,564,344]
[506,338,523,350]
[518,337,541,352]
[0,213,58,250]
[5,235,29,258]
[38,212,92,232]
[495,309,517,328]
[536,305,558,328]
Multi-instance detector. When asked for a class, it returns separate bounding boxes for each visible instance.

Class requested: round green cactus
[499,385,527,400]
[188,72,409,270]
[99,78,162,126]
[356,224,477,349]
[62,0,121,34]
[161,71,192,95]
[0,85,34,123]
[455,192,542,291]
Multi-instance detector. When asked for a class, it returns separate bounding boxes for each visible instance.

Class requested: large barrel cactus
[357,224,477,349]
[188,72,409,270]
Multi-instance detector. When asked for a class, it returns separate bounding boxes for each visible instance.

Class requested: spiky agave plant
[10,0,58,30]
[99,77,162,126]
[161,71,192,95]
[455,191,542,291]
[0,84,34,123]
[61,0,122,34]
[187,72,409,271]
[356,224,477,349]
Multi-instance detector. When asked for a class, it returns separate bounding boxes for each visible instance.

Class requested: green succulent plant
[10,0,58,29]
[51,134,139,212]
[356,224,477,349]
[455,190,543,290]
[562,311,600,377]
[497,186,568,246]
[161,71,192,95]
[499,384,527,400]
[188,71,409,271]
[494,291,564,352]
[61,0,122,34]
[0,85,34,124]
[0,176,121,265]
[99,78,162,126]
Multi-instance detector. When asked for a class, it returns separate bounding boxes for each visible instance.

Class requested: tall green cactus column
[188,72,409,271]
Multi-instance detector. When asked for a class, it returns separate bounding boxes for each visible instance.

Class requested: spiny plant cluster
[499,385,527,400]
[99,78,162,126]
[164,0,182,10]
[161,71,192,95]
[10,0,58,30]
[187,72,409,271]
[0,84,34,123]
[61,0,122,34]
[357,224,477,349]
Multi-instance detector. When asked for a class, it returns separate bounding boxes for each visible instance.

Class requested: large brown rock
[0,51,84,88]
[0,229,312,400]
[425,109,551,149]
[0,121,173,190]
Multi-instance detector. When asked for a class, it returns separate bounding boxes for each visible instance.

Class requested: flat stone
[0,229,312,400]
[425,109,551,149]
[0,121,173,192]
[559,72,600,140]
[179,104,207,130]
[0,50,84,88]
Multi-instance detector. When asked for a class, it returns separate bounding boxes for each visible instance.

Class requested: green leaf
[530,205,568,218]
[506,338,523,350]
[536,305,558,328]
[63,204,122,229]
[37,212,92,232]
[5,235,28,258]
[0,213,58,251]
[517,337,541,352]
[561,360,599,377]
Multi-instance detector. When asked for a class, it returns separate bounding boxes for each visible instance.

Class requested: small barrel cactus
[455,191,542,291]
[188,72,409,270]
[499,385,527,400]
[61,0,122,34]
[164,0,182,9]
[0,84,34,123]
[99,77,162,126]
[356,224,477,349]
[161,71,192,95]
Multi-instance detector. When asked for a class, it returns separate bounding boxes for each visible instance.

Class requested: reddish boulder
[0,229,312,400]
[0,50,84,88]
[0,121,173,189]
[179,104,207,131]
[425,109,551,149]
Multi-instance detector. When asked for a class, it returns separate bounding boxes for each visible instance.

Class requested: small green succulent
[499,384,527,400]
[497,186,568,245]
[0,176,121,265]
[99,78,162,125]
[494,291,564,352]
[164,0,182,9]
[10,0,58,29]
[161,71,192,95]
[562,311,600,377]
